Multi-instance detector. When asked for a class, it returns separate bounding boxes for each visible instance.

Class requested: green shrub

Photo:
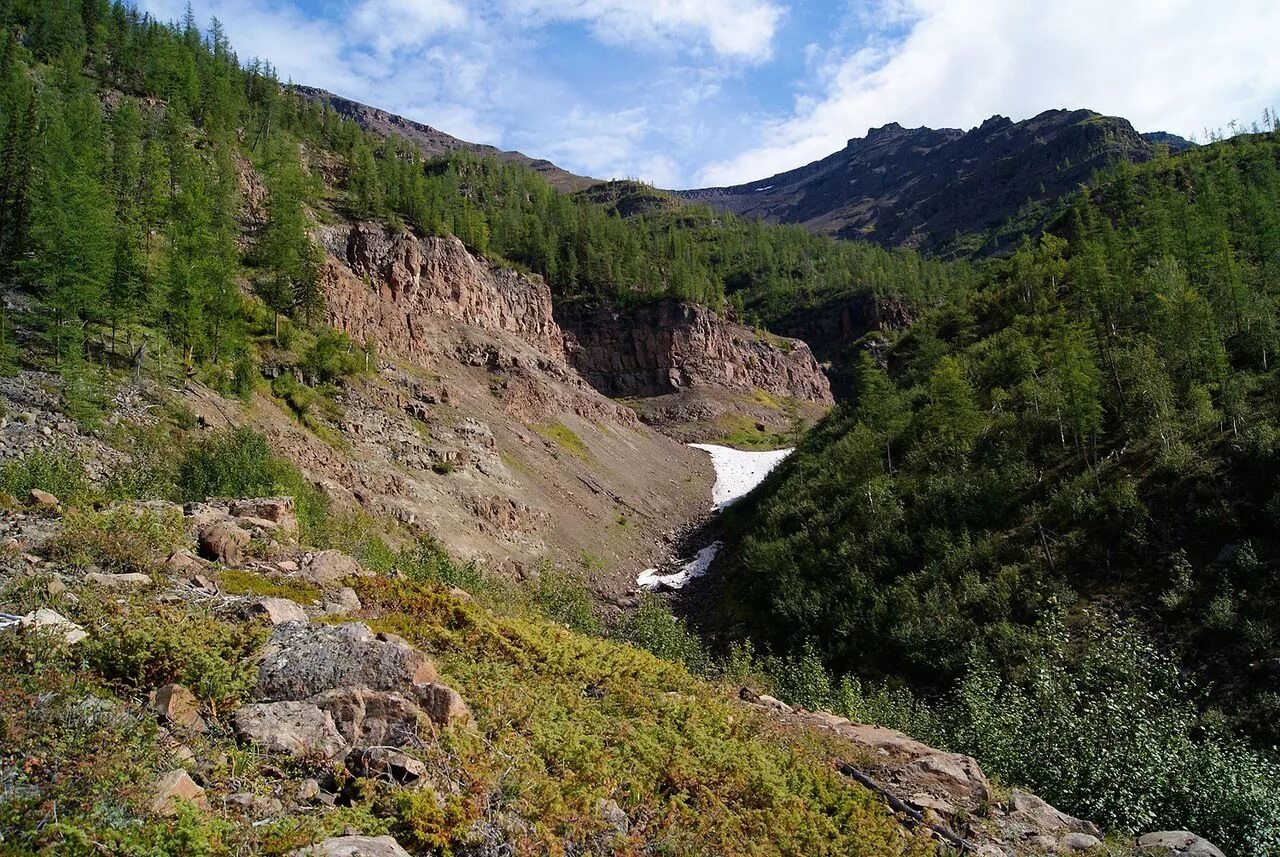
[81,606,267,716]
[0,449,92,503]
[299,329,362,384]
[174,428,327,536]
[929,621,1280,852]
[615,594,711,677]
[48,505,185,574]
[528,564,600,635]
[398,535,486,593]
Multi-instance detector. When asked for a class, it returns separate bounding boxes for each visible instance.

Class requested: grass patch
[0,449,92,504]
[355,576,934,857]
[709,412,790,450]
[535,420,591,460]
[217,568,322,605]
[750,387,784,410]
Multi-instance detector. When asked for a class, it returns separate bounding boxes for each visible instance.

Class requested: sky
[134,0,1280,188]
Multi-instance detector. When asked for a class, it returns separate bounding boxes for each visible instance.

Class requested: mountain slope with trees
[714,127,1280,853]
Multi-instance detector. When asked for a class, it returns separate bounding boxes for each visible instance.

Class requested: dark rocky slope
[679,109,1194,255]
[295,86,595,192]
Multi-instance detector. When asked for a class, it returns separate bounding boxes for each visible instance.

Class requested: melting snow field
[688,443,794,510]
[637,542,723,591]
[634,444,794,591]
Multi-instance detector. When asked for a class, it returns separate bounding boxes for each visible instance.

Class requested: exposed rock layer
[321,223,565,361]
[558,300,833,406]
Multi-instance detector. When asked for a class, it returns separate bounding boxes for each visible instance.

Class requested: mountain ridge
[293,85,597,192]
[677,108,1195,256]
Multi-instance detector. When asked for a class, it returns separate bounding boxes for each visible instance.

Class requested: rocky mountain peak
[678,107,1181,255]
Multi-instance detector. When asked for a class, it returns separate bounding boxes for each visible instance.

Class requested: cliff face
[558,301,833,406]
[320,223,566,362]
[767,293,914,399]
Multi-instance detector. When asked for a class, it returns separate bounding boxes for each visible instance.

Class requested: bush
[0,449,93,504]
[938,621,1280,852]
[48,505,185,574]
[529,564,600,635]
[81,605,267,716]
[299,329,362,385]
[616,594,711,677]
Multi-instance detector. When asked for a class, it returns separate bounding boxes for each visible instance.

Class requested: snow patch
[689,443,793,510]
[637,541,723,591]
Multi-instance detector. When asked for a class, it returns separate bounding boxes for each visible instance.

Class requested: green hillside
[718,131,1280,852]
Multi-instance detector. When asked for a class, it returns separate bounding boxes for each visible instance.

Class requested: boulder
[166,549,207,576]
[244,597,309,626]
[1009,790,1102,837]
[253,622,437,702]
[1136,832,1226,857]
[84,571,154,589]
[230,498,298,535]
[149,769,207,815]
[18,608,87,644]
[322,586,361,615]
[290,835,412,857]
[346,746,428,786]
[414,682,471,726]
[29,488,59,510]
[1059,832,1102,851]
[150,683,207,733]
[233,701,348,759]
[311,687,425,747]
[301,550,368,587]
[198,520,251,566]
[902,753,991,804]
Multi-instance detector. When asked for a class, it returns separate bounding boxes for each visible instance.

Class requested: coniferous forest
[4,1,1280,854]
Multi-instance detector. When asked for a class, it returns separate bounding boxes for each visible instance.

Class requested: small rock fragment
[290,836,412,857]
[18,608,87,644]
[414,682,471,727]
[296,778,321,802]
[1059,832,1101,851]
[597,797,630,836]
[233,701,348,759]
[1136,831,1226,857]
[84,571,154,589]
[29,488,58,509]
[150,683,208,733]
[301,551,368,587]
[346,747,427,786]
[322,587,361,615]
[150,769,207,816]
[244,597,309,626]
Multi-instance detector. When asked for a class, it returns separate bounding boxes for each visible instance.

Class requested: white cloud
[352,0,468,55]
[503,0,784,61]
[697,0,1280,186]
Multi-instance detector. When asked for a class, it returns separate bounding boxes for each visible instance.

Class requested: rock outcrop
[558,300,833,405]
[291,834,413,857]
[235,622,470,764]
[320,222,565,361]
[739,689,1122,856]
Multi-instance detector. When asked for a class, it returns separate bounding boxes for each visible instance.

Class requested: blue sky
[135,0,1280,188]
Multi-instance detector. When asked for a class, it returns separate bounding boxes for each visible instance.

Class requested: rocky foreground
[0,488,1226,856]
